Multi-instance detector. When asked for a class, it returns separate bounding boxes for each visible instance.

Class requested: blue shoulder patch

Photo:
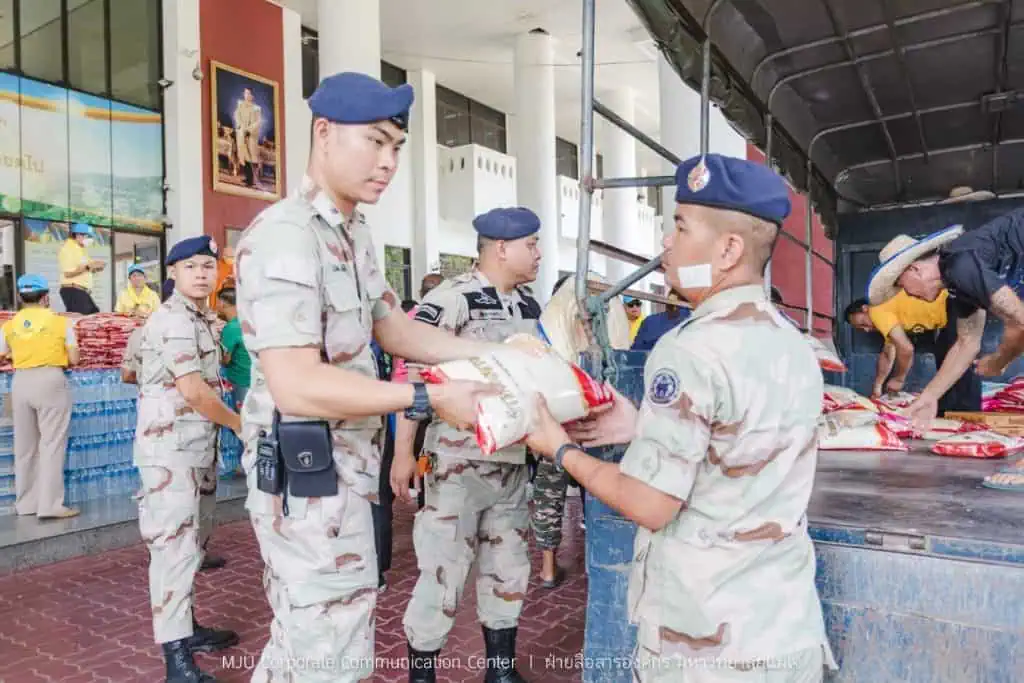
[648,368,680,405]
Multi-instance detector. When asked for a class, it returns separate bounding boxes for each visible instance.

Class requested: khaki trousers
[12,367,72,516]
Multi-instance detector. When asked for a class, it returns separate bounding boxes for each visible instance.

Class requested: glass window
[69,91,112,225]
[436,85,470,148]
[0,0,15,71]
[439,253,474,279]
[20,80,68,220]
[469,100,506,153]
[596,154,604,179]
[68,0,108,95]
[111,101,163,230]
[301,28,318,99]
[384,245,411,301]
[0,218,14,310]
[110,0,160,108]
[556,138,579,179]
[19,0,63,84]
[381,61,406,87]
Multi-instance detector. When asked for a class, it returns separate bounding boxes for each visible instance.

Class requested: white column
[407,69,440,286]
[317,0,380,78]
[657,54,701,240]
[282,7,309,194]
[513,29,558,304]
[161,0,203,244]
[601,88,639,285]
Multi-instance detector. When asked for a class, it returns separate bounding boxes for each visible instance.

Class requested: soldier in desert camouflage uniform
[391,206,543,683]
[234,72,501,683]
[525,154,836,682]
[134,235,242,683]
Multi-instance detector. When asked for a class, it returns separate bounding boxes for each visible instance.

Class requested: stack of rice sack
[816,384,1024,458]
[982,376,1024,413]
[0,311,143,372]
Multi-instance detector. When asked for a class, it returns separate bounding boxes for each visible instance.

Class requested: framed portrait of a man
[210,61,281,201]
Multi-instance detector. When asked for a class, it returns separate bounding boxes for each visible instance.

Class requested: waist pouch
[277,413,338,498]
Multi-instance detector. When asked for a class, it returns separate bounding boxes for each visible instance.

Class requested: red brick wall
[747,144,835,335]
[199,0,285,247]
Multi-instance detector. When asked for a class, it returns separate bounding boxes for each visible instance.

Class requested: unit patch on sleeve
[414,303,443,326]
[648,368,681,406]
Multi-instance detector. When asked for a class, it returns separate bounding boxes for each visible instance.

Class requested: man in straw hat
[867,208,1024,428]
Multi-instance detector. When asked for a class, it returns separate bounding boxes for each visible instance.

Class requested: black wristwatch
[554,442,582,471]
[404,382,433,422]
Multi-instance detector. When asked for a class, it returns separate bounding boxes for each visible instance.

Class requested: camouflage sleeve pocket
[159,313,202,379]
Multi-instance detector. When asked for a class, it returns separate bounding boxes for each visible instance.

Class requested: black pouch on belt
[276,410,338,498]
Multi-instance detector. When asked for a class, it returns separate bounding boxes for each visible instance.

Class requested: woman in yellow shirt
[115,264,160,318]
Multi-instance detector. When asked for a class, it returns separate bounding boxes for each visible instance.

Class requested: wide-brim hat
[866,225,964,305]
[937,186,995,204]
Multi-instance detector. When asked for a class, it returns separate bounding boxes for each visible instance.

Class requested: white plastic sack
[818,418,907,451]
[422,336,613,455]
[823,385,878,414]
[806,334,846,373]
[540,273,631,363]
[931,431,1024,459]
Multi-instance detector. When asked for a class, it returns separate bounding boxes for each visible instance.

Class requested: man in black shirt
[868,209,1024,427]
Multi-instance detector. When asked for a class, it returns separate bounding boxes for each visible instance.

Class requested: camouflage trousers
[530,459,569,550]
[250,484,378,682]
[137,462,217,644]
[633,635,825,683]
[403,455,530,652]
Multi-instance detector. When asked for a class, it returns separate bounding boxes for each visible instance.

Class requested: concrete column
[407,69,440,285]
[513,29,558,304]
[317,0,380,79]
[657,54,701,240]
[600,88,640,284]
[282,7,309,194]
[161,0,203,243]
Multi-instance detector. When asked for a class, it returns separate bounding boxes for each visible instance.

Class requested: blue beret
[161,279,175,302]
[166,235,217,266]
[473,207,540,241]
[127,264,145,276]
[309,72,414,130]
[70,223,93,236]
[17,273,48,293]
[674,154,791,225]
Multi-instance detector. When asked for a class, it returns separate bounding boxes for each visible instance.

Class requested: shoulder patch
[414,303,443,326]
[648,368,681,406]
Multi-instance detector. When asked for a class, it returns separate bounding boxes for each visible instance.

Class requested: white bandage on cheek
[676,263,713,288]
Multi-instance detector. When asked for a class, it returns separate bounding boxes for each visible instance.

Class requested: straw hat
[937,186,995,204]
[866,225,964,305]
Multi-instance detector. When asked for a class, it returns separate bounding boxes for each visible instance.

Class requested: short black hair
[477,235,494,254]
[19,290,46,305]
[217,287,237,306]
[401,299,417,312]
[553,273,572,297]
[844,298,870,321]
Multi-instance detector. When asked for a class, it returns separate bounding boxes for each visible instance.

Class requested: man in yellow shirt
[623,296,645,343]
[58,223,105,314]
[115,264,160,318]
[0,274,81,519]
[845,288,980,411]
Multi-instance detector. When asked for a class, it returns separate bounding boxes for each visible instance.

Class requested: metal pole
[805,160,814,331]
[596,254,664,305]
[594,100,681,166]
[700,40,711,157]
[594,175,676,189]
[764,113,774,168]
[574,0,597,312]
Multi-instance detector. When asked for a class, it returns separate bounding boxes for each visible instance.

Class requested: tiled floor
[0,497,587,682]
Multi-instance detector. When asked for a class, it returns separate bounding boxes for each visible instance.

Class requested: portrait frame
[210,60,282,201]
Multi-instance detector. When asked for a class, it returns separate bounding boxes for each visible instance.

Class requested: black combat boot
[187,618,239,653]
[162,638,218,682]
[408,642,441,683]
[482,626,528,683]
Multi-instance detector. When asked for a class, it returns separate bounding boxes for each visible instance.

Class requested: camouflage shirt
[121,326,143,378]
[134,291,222,468]
[411,269,542,465]
[621,285,835,667]
[234,175,399,517]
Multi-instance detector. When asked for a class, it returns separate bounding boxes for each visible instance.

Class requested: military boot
[408,642,441,683]
[162,638,217,682]
[187,618,239,653]
[482,626,528,683]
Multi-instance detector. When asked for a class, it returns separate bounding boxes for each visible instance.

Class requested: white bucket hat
[937,186,995,204]
[866,225,965,305]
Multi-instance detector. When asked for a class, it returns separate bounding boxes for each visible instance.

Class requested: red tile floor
[0,498,587,682]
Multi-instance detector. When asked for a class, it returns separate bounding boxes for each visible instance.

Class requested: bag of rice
[806,334,846,373]
[872,391,918,412]
[823,385,879,414]
[818,417,907,451]
[420,336,614,455]
[931,431,1024,458]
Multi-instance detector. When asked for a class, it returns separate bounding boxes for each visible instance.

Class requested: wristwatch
[554,442,582,472]
[404,382,433,422]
